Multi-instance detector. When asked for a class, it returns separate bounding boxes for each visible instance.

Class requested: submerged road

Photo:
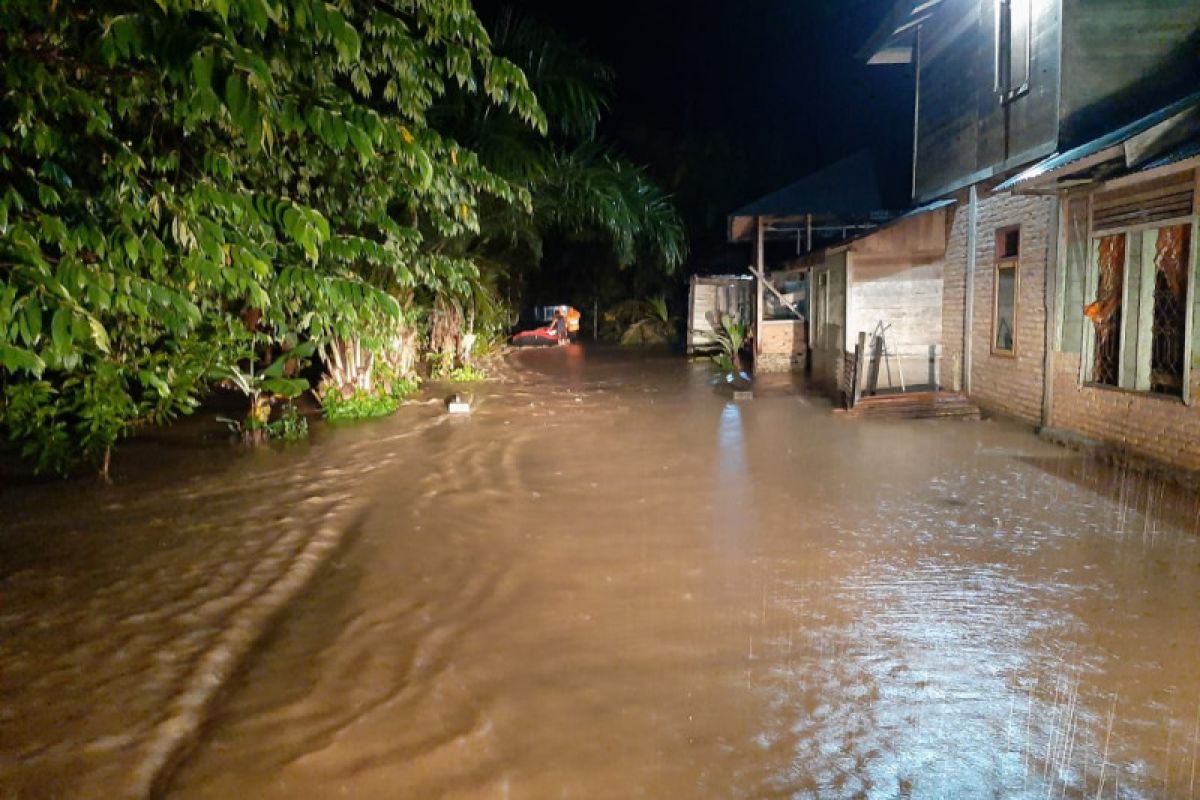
[4,346,1200,798]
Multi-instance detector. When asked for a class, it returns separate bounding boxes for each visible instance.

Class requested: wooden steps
[843,391,980,420]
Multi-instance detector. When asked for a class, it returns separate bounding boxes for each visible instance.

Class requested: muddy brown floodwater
[4,346,1200,799]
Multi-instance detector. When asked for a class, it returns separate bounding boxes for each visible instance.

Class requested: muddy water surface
[3,347,1200,798]
[162,348,1200,799]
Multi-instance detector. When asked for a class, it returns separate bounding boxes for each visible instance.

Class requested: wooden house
[866,0,1200,470]
[727,152,896,372]
[805,202,954,399]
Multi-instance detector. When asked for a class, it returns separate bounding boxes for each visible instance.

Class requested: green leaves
[0,0,552,475]
[0,344,46,377]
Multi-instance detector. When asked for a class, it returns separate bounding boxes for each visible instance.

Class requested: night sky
[475,0,915,252]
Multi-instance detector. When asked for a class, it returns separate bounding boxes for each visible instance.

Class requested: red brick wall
[1051,355,1200,471]
[943,192,1055,424]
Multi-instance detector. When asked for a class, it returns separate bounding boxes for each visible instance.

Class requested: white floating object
[446,393,472,414]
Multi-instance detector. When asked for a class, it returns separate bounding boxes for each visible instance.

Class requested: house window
[1088,234,1124,386]
[993,226,1020,355]
[1149,226,1190,394]
[995,0,1032,102]
[1085,224,1192,396]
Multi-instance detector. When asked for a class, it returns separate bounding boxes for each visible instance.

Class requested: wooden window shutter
[1092,171,1195,233]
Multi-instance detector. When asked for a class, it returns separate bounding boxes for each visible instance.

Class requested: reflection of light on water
[713,402,756,558]
[750,463,1200,798]
[719,402,746,474]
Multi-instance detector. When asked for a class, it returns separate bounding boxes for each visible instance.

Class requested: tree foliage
[0,1,688,475]
[0,0,542,472]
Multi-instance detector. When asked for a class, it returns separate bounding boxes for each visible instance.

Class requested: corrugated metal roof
[995,90,1200,192]
[1140,139,1200,171]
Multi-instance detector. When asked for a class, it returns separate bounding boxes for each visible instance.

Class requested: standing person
[552,307,568,344]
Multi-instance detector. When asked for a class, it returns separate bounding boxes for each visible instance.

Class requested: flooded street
[5,347,1200,798]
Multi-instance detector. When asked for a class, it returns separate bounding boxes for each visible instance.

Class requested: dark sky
[474,0,915,247]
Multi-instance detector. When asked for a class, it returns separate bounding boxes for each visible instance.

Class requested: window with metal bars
[1150,225,1190,395]
[1085,225,1192,397]
[1087,234,1124,386]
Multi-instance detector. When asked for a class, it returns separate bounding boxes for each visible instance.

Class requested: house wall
[847,257,945,391]
[757,321,807,373]
[944,191,1055,423]
[1044,165,1200,471]
[915,0,1061,200]
[688,277,753,353]
[1060,0,1200,147]
[845,208,949,391]
[1050,356,1200,471]
[809,251,848,395]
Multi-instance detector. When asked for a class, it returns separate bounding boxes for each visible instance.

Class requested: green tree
[0,0,542,474]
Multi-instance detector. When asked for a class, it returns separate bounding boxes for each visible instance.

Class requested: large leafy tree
[0,0,543,473]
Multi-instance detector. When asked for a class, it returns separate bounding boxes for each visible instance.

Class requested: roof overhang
[728,213,889,244]
[860,0,946,65]
[997,91,1200,194]
[726,151,894,243]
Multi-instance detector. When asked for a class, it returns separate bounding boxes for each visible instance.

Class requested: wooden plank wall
[847,257,945,391]
[916,0,1060,199]
[1060,0,1200,147]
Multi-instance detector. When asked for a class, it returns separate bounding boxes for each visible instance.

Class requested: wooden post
[851,331,867,408]
[1042,197,1062,427]
[755,215,765,356]
[686,275,696,354]
[964,185,978,394]
[806,213,813,253]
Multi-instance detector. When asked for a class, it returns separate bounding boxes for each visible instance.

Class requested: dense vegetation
[0,0,685,475]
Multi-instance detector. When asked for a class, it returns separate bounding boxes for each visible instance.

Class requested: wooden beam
[1042,197,1062,427]
[755,216,765,356]
[748,265,804,321]
[963,185,978,394]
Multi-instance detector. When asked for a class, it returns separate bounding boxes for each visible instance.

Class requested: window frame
[992,225,1021,357]
[1081,218,1196,401]
[994,0,1032,104]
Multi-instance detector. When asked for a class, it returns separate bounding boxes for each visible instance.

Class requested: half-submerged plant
[711,313,750,385]
[214,341,315,443]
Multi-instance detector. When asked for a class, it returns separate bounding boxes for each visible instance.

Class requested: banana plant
[711,313,749,381]
[213,340,315,442]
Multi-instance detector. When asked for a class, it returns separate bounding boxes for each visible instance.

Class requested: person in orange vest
[563,306,581,338]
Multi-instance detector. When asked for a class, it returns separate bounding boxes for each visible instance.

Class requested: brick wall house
[866,0,1200,472]
[1036,162,1200,471]
[943,192,1055,424]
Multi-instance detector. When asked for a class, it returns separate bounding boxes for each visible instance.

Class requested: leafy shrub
[448,364,487,382]
[321,373,420,421]
[266,403,309,442]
